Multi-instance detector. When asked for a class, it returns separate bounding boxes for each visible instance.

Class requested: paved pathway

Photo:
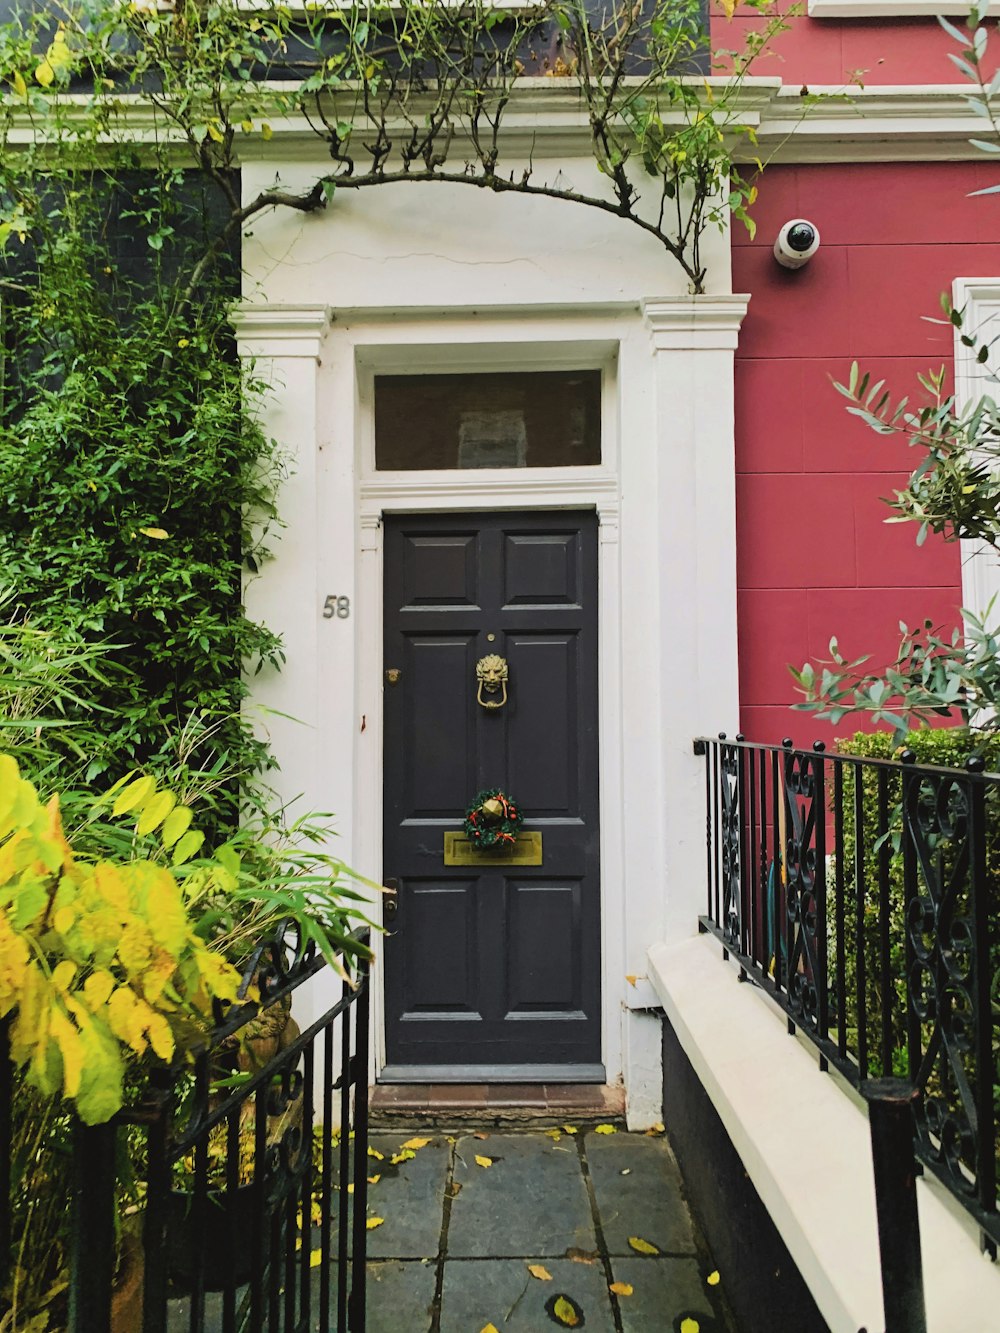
[360,1126,737,1332]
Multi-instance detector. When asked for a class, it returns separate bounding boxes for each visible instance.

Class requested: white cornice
[756,84,1000,163]
[230,303,332,359]
[809,0,997,15]
[7,80,999,166]
[642,296,751,351]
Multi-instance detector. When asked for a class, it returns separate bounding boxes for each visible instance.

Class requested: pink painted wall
[733,162,1000,745]
[713,6,965,86]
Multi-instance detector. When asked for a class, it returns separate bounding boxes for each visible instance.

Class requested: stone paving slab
[609,1256,729,1333]
[447,1131,596,1259]
[362,1258,438,1333]
[362,1132,451,1260]
[439,1258,616,1333]
[586,1130,698,1257]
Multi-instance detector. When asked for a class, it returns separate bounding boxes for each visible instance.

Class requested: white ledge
[809,0,998,16]
[647,933,1000,1333]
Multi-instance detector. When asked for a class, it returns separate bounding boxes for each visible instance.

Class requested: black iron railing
[2,925,371,1333]
[696,735,999,1255]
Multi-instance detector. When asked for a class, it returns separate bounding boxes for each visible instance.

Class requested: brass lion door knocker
[476,654,508,710]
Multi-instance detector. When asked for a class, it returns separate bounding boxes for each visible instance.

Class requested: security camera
[773,219,820,270]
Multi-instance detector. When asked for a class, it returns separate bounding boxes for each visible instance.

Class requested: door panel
[383,511,601,1074]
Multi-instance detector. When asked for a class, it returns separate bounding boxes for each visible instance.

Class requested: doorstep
[369,1083,626,1128]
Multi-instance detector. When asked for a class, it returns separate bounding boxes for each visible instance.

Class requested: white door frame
[347,319,627,1085]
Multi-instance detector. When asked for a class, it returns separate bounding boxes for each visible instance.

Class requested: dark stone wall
[661,1018,831,1333]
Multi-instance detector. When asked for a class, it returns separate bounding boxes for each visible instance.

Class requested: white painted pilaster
[643,296,748,947]
[230,302,335,828]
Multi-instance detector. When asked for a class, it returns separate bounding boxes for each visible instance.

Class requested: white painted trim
[349,328,626,1090]
[643,295,751,351]
[809,0,995,15]
[952,278,1000,624]
[648,934,1000,1333]
[230,303,332,360]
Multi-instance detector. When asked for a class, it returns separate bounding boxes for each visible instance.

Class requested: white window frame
[952,277,1000,622]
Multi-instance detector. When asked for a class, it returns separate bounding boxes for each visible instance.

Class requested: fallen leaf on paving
[679,1320,700,1333]
[625,974,638,986]
[402,1137,430,1150]
[367,1175,381,1185]
[706,1270,720,1286]
[645,1123,665,1136]
[609,1282,633,1297]
[527,1264,553,1281]
[594,1123,616,1135]
[366,1217,385,1231]
[475,1155,494,1168]
[561,1125,578,1135]
[309,1249,323,1268]
[480,1325,500,1333]
[628,1236,660,1255]
[548,1294,583,1327]
[391,1149,416,1164]
[368,1148,384,1161]
[565,1247,598,1264]
[544,1128,562,1141]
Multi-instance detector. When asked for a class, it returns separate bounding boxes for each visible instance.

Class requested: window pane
[374,370,601,470]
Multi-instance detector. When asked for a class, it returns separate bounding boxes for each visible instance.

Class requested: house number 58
[323,595,351,620]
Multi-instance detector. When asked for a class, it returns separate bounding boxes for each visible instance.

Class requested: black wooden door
[382,511,602,1078]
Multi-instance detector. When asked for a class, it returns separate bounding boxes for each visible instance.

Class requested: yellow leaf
[680,1320,700,1333]
[160,805,193,850]
[366,1217,384,1230]
[347,1183,354,1194]
[367,1174,381,1185]
[83,970,115,1008]
[719,0,738,16]
[34,60,54,87]
[206,121,224,144]
[136,788,176,837]
[52,960,76,993]
[552,1295,580,1327]
[595,1123,617,1135]
[138,527,169,540]
[474,1155,493,1168]
[625,974,638,986]
[391,1149,415,1164]
[261,121,273,140]
[527,1264,552,1281]
[609,1282,633,1296]
[241,119,254,133]
[544,1128,562,1140]
[309,1248,323,1268]
[368,1147,384,1161]
[480,1326,500,1333]
[112,775,156,818]
[46,32,73,75]
[11,71,26,99]
[171,829,205,865]
[628,1236,659,1256]
[646,1122,665,1136]
[706,1270,720,1285]
[561,1124,578,1135]
[401,1136,430,1150]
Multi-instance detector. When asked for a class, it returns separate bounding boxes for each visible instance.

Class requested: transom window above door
[373,370,602,470]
